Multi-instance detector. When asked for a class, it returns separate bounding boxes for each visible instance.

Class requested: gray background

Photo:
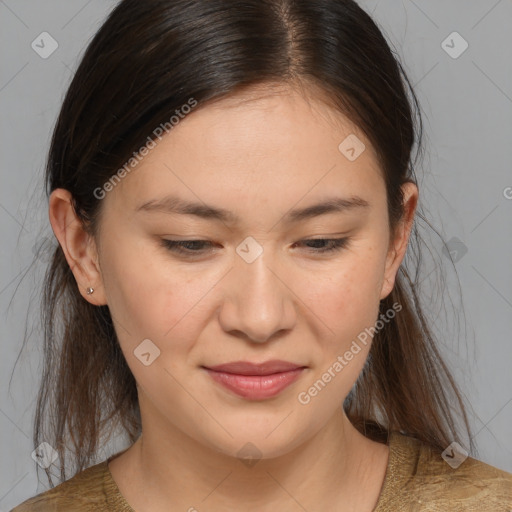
[1,0,511,509]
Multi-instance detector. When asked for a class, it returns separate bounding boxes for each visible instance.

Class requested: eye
[292,238,351,254]
[160,238,351,257]
[160,239,215,256]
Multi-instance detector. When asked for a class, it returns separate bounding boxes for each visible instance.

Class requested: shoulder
[10,461,111,512]
[383,431,512,511]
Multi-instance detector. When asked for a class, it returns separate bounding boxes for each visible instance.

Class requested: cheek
[292,252,384,414]
[99,239,202,354]
[293,248,385,344]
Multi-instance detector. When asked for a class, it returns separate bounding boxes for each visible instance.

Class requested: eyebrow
[135,194,370,225]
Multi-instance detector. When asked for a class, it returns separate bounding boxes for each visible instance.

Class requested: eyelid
[159,236,352,257]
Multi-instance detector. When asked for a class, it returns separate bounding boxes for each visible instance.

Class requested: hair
[20,0,473,486]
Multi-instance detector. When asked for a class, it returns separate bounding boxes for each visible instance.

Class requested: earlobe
[379,182,419,301]
[48,188,107,305]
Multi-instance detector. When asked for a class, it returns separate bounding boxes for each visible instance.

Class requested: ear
[379,181,418,301]
[48,188,107,305]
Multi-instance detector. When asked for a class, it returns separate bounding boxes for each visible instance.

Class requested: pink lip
[203,360,307,400]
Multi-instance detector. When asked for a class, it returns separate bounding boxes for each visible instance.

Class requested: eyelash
[160,238,351,256]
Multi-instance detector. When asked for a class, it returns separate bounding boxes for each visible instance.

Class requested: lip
[203,360,307,400]
[206,360,304,376]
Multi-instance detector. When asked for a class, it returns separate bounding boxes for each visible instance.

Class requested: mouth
[202,360,307,400]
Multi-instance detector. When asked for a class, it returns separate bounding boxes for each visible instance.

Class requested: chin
[197,421,313,463]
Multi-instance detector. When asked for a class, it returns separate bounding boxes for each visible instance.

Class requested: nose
[218,248,296,344]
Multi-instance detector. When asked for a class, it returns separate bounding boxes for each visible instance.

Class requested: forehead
[108,84,385,221]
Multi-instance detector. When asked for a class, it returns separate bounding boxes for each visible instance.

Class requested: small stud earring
[86,287,94,295]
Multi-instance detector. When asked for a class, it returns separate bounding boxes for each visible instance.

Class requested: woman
[12,0,512,510]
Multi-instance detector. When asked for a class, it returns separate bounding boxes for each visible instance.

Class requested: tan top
[11,431,512,511]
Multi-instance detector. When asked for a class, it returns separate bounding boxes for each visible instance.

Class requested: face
[71,84,415,459]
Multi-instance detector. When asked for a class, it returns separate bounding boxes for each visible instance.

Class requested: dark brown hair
[21,0,473,485]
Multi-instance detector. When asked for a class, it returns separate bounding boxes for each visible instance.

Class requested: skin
[49,82,418,512]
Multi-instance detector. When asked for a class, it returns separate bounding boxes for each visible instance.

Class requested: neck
[110,404,389,512]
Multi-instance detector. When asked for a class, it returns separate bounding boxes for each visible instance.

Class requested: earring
[86,287,94,295]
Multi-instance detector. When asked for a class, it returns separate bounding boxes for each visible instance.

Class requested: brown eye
[161,239,215,256]
[293,238,350,254]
